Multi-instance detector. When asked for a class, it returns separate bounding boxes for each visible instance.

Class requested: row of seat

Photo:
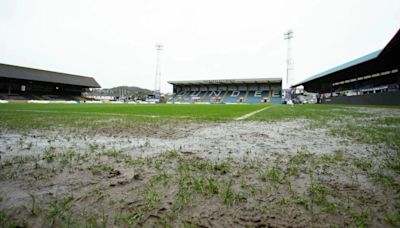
[169,91,282,104]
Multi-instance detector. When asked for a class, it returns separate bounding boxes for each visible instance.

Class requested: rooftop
[292,50,381,87]
[168,78,282,85]
[292,28,399,87]
[0,63,101,88]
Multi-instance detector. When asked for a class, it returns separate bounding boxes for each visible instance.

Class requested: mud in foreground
[0,107,400,227]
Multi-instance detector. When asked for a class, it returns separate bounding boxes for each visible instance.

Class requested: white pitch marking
[234,106,275,120]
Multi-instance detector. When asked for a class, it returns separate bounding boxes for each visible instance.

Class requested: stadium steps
[243,91,249,103]
[168,94,175,102]
[221,91,228,102]
[222,91,238,103]
[201,92,211,103]
[201,91,208,102]
[184,95,192,103]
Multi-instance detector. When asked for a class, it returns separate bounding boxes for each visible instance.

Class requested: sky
[0,0,399,92]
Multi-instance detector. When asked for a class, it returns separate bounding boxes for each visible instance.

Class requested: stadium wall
[322,91,400,106]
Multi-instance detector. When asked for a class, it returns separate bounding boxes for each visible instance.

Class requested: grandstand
[0,63,100,101]
[168,78,282,104]
[292,28,400,105]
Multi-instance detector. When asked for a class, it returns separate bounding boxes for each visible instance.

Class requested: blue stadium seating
[246,91,269,104]
[223,91,246,103]
[202,91,225,103]
[270,97,282,104]
[169,91,210,103]
[169,89,282,104]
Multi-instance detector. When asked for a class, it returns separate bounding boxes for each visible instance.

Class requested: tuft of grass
[86,214,98,227]
[102,149,122,159]
[43,147,56,163]
[192,176,219,195]
[163,150,179,159]
[212,162,230,174]
[0,212,28,228]
[206,177,219,195]
[289,150,314,166]
[292,196,310,210]
[286,164,300,177]
[94,189,104,201]
[192,177,206,194]
[353,159,372,172]
[191,160,211,171]
[372,173,398,189]
[89,164,116,176]
[384,157,400,174]
[384,209,400,227]
[222,177,243,207]
[0,160,13,169]
[351,211,369,228]
[174,185,191,211]
[143,188,160,209]
[308,183,339,213]
[100,209,108,228]
[132,208,145,223]
[59,149,76,167]
[149,172,170,186]
[316,150,345,165]
[89,143,99,153]
[47,195,74,225]
[259,166,283,183]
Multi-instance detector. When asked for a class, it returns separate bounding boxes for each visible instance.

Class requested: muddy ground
[0,108,400,227]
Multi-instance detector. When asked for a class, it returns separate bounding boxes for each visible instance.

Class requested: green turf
[0,103,399,150]
[1,103,399,227]
[0,103,267,130]
[0,103,266,118]
[248,104,369,122]
[249,104,400,149]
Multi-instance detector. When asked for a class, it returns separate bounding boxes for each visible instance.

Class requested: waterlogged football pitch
[0,103,399,227]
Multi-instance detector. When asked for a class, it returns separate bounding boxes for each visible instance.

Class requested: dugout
[292,29,400,106]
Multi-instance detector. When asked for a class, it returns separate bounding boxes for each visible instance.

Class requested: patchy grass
[222,177,243,207]
[259,166,283,183]
[0,104,399,227]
